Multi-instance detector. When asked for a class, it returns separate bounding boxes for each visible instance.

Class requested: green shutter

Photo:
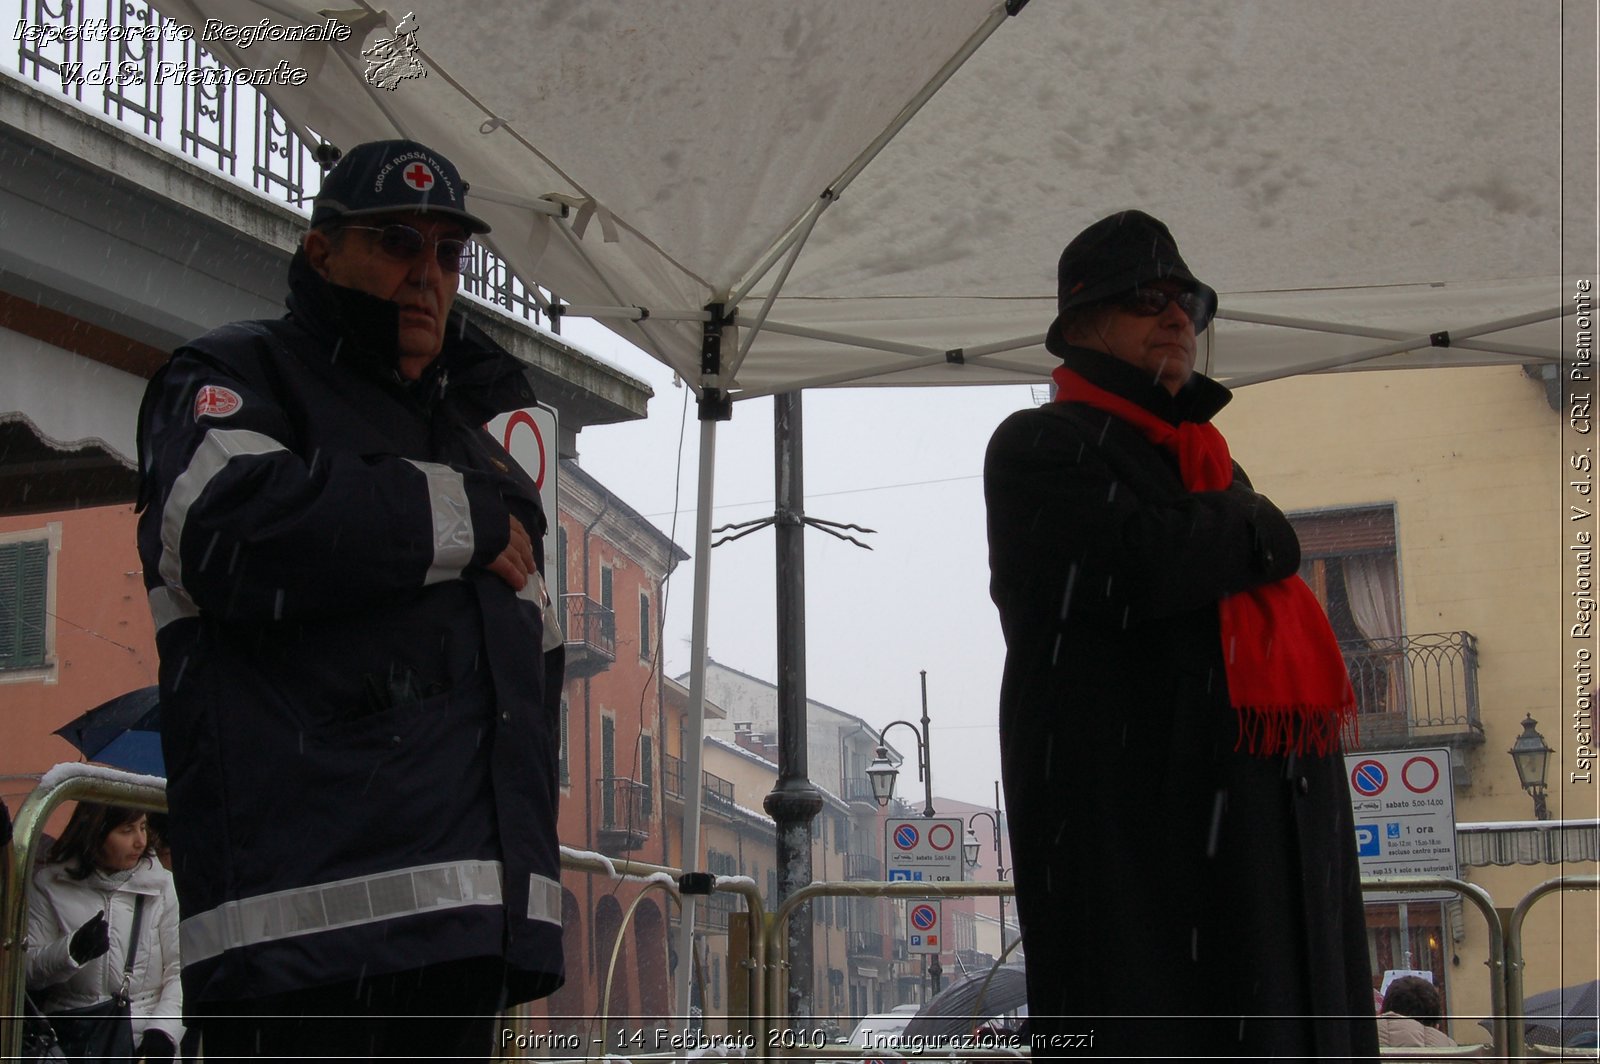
[641,735,654,816]
[0,540,48,670]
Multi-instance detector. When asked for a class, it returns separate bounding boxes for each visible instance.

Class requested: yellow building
[1219,363,1598,1043]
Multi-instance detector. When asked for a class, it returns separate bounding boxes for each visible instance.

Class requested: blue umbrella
[52,686,164,777]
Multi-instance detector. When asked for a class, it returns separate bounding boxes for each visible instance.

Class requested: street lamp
[964,781,1011,957]
[866,670,936,817]
[1508,713,1553,821]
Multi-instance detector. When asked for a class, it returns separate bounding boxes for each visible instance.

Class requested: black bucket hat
[1043,209,1217,357]
[310,139,491,234]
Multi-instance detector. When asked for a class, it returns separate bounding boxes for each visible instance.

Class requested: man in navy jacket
[136,139,564,1060]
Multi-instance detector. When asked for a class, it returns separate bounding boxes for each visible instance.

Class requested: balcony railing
[850,930,884,957]
[843,852,882,881]
[561,594,615,679]
[9,0,557,332]
[594,776,649,854]
[662,753,739,814]
[1341,631,1482,751]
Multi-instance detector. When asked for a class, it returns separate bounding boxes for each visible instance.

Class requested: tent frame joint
[698,301,734,422]
[1431,330,1452,348]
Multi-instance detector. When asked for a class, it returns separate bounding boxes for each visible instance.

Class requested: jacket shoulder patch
[194,384,244,421]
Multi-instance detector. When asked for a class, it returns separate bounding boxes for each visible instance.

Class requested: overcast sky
[561,316,1034,810]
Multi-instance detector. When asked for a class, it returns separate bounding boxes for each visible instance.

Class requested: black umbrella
[1477,978,1600,1048]
[52,686,164,777]
[1522,978,1599,1048]
[902,965,1028,1042]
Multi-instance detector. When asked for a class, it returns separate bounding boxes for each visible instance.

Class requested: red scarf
[1052,364,1356,757]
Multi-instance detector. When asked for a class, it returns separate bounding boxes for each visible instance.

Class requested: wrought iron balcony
[661,753,738,815]
[850,930,885,957]
[561,594,615,679]
[1341,631,1483,752]
[595,776,650,854]
[844,851,882,881]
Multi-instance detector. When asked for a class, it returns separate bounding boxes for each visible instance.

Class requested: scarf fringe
[1235,703,1360,758]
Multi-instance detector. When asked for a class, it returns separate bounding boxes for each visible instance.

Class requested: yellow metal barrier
[6,769,1586,1062]
[1360,875,1507,1058]
[1504,874,1599,1060]
[763,879,1014,1045]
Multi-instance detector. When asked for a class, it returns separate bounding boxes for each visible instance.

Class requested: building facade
[1219,363,1598,1040]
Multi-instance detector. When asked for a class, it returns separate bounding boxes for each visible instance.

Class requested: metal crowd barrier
[1359,875,1508,1057]
[4,770,1593,1062]
[1504,874,1599,1060]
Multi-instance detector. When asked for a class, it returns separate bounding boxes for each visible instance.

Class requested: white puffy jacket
[26,860,184,1048]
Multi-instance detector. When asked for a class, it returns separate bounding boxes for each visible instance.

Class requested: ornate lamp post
[1508,713,1553,821]
[964,780,1010,957]
[866,670,936,817]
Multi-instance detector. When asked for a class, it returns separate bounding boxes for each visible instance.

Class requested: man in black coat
[985,211,1378,1060]
[136,140,564,1061]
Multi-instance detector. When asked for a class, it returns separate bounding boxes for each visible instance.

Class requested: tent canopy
[164,0,1585,399]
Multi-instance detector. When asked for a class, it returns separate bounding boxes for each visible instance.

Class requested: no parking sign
[1343,747,1458,901]
[906,901,942,955]
[486,404,560,601]
[884,817,966,883]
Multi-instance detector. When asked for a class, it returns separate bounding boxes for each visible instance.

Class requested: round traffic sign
[927,823,956,851]
[501,410,548,489]
[893,824,920,850]
[1351,760,1388,797]
[1402,755,1441,794]
[910,904,938,930]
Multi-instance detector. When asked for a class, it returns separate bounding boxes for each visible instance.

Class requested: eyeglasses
[340,224,473,274]
[1117,287,1212,330]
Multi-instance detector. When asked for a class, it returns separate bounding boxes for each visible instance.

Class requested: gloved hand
[68,911,110,964]
[136,1029,176,1062]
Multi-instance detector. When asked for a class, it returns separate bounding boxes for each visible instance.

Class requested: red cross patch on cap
[402,162,436,191]
[194,384,243,421]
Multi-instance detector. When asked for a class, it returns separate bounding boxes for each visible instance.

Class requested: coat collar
[1056,343,1231,425]
[42,859,169,896]
[284,248,539,421]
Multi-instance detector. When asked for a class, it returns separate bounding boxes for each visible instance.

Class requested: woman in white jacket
[27,802,183,1060]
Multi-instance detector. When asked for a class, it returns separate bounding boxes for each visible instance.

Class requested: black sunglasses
[340,223,473,274]
[1118,287,1212,330]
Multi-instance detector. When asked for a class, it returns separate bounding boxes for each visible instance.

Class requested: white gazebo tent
[141,0,1594,1019]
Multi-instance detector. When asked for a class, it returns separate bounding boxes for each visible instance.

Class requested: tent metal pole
[674,413,718,1022]
[1221,307,1565,361]
[827,6,1014,198]
[728,197,833,312]
[1226,305,1572,387]
[764,390,825,1024]
[756,320,942,358]
[1225,336,1445,388]
[558,306,712,322]
[736,354,955,398]
[727,206,829,379]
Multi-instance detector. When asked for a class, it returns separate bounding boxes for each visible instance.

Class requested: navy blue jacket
[135,251,564,1006]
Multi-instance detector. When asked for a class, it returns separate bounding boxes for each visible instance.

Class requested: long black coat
[984,347,1377,1061]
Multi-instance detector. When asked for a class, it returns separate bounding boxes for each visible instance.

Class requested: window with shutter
[558,698,570,786]
[640,734,654,816]
[0,539,49,671]
[638,592,651,661]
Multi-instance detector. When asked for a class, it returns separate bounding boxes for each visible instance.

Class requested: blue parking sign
[1354,824,1380,857]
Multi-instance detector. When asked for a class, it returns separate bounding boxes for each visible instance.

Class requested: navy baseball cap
[310,139,490,234]
[1044,210,1217,356]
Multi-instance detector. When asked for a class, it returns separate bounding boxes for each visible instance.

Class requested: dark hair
[44,802,148,880]
[1382,976,1444,1027]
